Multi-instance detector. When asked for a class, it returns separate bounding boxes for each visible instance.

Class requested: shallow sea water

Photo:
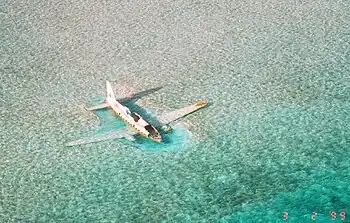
[1,0,350,222]
[92,108,191,152]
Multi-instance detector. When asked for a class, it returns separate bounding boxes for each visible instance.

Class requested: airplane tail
[84,80,116,111]
[106,80,116,102]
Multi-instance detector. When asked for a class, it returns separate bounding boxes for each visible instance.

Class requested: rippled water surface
[1,0,349,222]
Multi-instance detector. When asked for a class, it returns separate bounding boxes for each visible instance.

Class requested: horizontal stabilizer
[66,129,134,146]
[157,101,208,125]
[85,103,110,111]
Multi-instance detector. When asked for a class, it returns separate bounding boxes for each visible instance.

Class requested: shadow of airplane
[119,86,163,104]
[122,101,161,126]
[119,86,164,126]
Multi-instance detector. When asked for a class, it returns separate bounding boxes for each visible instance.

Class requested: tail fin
[106,80,116,101]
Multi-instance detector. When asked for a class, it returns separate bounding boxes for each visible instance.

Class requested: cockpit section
[145,125,157,136]
[145,124,162,142]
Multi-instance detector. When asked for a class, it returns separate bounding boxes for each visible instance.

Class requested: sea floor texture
[1,0,349,222]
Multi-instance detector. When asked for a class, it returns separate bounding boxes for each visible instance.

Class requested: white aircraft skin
[105,81,163,143]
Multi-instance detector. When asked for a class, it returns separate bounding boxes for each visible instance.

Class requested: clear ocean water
[1,0,349,222]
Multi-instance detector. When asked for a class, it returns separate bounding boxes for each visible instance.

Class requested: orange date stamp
[283,211,346,221]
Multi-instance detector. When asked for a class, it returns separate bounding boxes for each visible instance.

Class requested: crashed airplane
[66,80,208,146]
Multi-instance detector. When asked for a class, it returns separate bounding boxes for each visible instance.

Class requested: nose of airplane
[148,134,162,143]
[155,135,163,143]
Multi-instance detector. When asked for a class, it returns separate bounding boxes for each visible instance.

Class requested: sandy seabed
[1,0,349,222]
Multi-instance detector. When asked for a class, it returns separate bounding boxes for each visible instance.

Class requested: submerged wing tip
[66,141,77,147]
[195,100,209,107]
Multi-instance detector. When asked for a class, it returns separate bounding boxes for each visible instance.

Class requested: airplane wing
[66,127,136,146]
[85,103,110,111]
[156,101,208,125]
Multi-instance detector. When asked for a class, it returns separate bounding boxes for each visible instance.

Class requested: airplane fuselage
[106,97,162,143]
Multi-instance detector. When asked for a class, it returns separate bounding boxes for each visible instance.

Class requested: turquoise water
[1,0,350,222]
[93,108,191,152]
